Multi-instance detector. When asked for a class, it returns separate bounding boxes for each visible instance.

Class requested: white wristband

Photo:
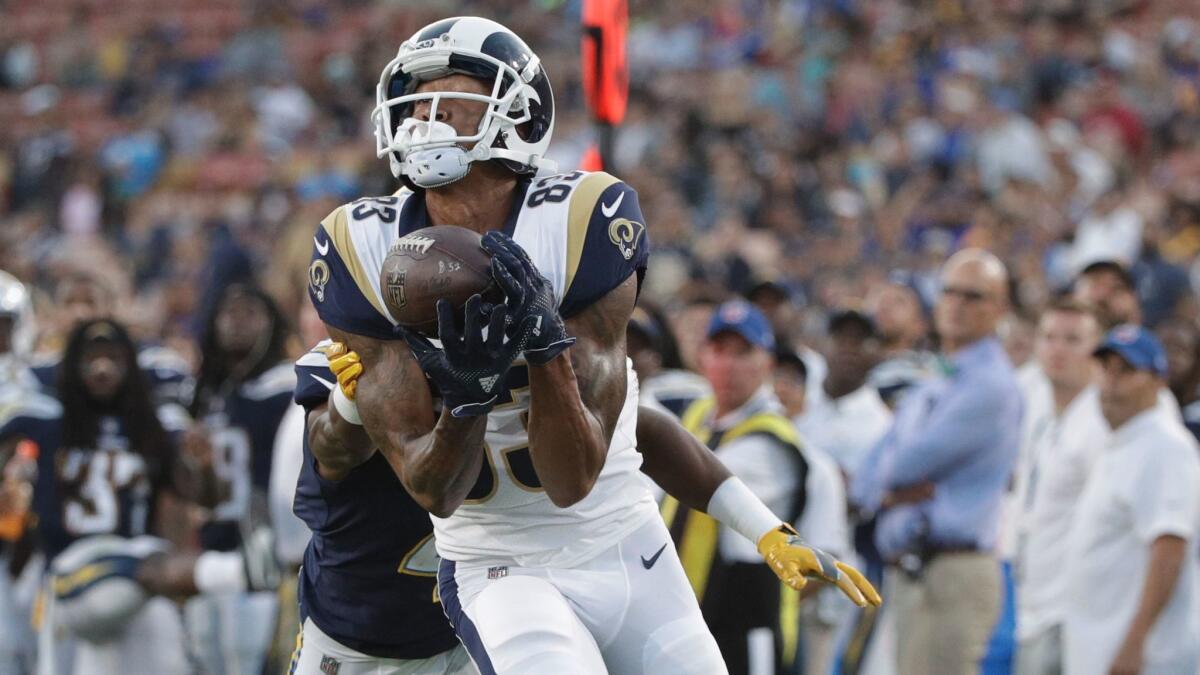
[706,476,784,545]
[331,387,362,425]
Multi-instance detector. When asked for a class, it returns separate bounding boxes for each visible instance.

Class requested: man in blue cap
[1063,325,1200,675]
[664,300,834,673]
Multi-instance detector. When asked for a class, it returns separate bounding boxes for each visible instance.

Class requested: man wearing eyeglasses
[852,249,1022,675]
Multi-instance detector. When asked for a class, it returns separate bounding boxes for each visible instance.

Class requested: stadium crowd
[1,0,1200,673]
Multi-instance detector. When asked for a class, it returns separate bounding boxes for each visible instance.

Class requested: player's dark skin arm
[327,325,486,517]
[305,401,373,481]
[526,276,637,507]
[635,404,732,512]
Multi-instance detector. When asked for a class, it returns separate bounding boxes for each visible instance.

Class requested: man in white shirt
[1014,299,1106,675]
[1064,325,1200,675]
[796,310,893,481]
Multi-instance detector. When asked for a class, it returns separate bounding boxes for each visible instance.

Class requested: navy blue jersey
[291,344,458,660]
[0,393,182,559]
[31,344,195,409]
[193,363,295,551]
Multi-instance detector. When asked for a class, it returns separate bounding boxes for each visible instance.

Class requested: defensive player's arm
[635,404,731,510]
[293,344,374,481]
[635,404,881,607]
[329,327,487,517]
[305,402,372,481]
[525,276,636,507]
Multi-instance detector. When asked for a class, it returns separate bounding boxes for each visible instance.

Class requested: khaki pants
[889,552,1001,675]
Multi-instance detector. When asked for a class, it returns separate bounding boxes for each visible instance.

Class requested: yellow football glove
[757,524,882,608]
[323,342,363,400]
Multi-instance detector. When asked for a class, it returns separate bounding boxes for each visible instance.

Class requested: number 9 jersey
[307,171,659,568]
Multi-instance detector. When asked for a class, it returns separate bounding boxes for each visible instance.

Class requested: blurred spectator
[852,249,1021,675]
[794,309,891,481]
[1068,184,1143,275]
[9,86,73,216]
[627,304,711,418]
[1000,312,1038,371]
[670,296,718,374]
[746,281,828,401]
[1132,243,1195,328]
[1065,326,1200,675]
[772,346,807,419]
[1013,299,1105,675]
[1156,315,1200,442]
[865,274,936,409]
[1073,260,1141,329]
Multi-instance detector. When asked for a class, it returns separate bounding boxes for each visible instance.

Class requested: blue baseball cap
[1094,324,1168,377]
[707,301,775,351]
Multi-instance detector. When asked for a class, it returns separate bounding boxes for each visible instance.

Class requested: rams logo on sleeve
[309,260,331,302]
[608,218,645,261]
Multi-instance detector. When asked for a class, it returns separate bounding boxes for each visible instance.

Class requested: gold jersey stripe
[564,172,621,298]
[320,207,389,318]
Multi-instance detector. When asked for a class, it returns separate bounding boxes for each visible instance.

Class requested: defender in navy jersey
[185,283,295,675]
[291,344,469,673]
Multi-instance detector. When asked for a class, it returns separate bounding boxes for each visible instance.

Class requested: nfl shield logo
[320,655,341,675]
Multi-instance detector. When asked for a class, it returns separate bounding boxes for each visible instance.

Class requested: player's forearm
[376,413,488,518]
[636,404,731,512]
[1122,535,1187,647]
[307,405,373,481]
[527,356,609,507]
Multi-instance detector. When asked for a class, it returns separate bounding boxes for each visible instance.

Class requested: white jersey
[307,170,658,568]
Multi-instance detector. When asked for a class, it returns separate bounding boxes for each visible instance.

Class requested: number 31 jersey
[307,171,659,568]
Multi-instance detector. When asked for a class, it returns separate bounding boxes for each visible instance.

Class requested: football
[379,225,500,337]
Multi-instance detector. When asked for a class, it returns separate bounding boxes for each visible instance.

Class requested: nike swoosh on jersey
[310,374,335,390]
[600,191,624,218]
[641,543,668,569]
[314,236,330,256]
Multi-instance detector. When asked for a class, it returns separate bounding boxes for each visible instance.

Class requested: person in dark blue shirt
[0,318,279,675]
[0,319,190,558]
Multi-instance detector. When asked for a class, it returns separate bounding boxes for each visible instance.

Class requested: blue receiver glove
[402,294,535,417]
[482,231,575,366]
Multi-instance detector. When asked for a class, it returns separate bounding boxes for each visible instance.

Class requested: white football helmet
[50,535,167,643]
[372,16,556,188]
